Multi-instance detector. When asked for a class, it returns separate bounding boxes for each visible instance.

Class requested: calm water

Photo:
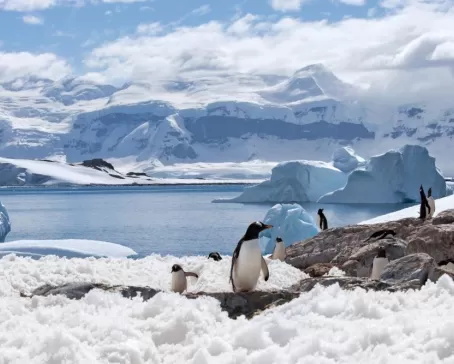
[0,185,410,258]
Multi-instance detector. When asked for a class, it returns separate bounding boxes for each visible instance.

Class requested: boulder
[428,266,454,282]
[286,209,454,270]
[380,253,436,285]
[25,276,427,320]
[304,263,335,277]
[432,210,454,225]
[343,238,407,277]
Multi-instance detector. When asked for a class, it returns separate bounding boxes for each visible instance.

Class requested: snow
[359,193,454,225]
[318,145,447,204]
[0,239,137,259]
[0,201,11,242]
[1,254,454,362]
[332,146,366,173]
[214,160,348,203]
[259,204,319,255]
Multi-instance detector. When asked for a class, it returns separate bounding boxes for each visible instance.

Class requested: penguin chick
[370,248,389,281]
[171,264,198,293]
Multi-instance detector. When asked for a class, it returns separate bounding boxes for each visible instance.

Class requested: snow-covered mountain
[1,63,454,175]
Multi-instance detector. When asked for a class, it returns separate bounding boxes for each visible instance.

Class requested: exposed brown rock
[303,263,335,277]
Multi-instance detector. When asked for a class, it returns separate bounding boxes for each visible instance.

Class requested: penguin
[229,221,272,292]
[270,236,286,261]
[419,185,430,219]
[370,247,389,281]
[317,208,328,231]
[427,187,435,218]
[170,264,198,293]
[364,229,396,242]
[208,252,222,261]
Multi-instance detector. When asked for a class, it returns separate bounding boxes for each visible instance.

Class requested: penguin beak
[262,224,273,230]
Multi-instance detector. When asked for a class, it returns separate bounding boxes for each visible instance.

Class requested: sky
[1,0,454,102]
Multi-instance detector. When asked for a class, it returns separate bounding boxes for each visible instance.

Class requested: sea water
[0,185,410,258]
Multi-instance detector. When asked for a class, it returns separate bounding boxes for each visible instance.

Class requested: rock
[304,263,335,277]
[81,159,115,171]
[26,276,428,320]
[380,253,436,285]
[344,238,408,277]
[286,210,454,270]
[406,224,454,263]
[428,266,454,282]
[432,210,454,225]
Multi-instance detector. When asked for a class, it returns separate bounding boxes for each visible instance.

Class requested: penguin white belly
[233,239,262,291]
[370,257,389,280]
[317,215,321,230]
[272,242,286,261]
[171,271,187,293]
[428,197,435,218]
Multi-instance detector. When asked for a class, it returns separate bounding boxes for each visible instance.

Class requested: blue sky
[0,0,454,104]
[1,0,381,65]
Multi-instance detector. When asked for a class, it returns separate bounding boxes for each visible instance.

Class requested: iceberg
[213,160,348,203]
[0,239,137,259]
[332,146,366,173]
[259,203,319,254]
[318,145,447,204]
[0,201,11,242]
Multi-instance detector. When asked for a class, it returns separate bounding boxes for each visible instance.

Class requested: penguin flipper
[261,256,269,281]
[230,240,243,292]
[184,272,198,279]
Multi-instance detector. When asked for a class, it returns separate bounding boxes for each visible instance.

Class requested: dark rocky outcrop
[81,158,115,171]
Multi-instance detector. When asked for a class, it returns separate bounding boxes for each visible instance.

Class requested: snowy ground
[1,252,454,362]
[360,193,454,225]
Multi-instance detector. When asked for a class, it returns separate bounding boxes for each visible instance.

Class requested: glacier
[0,201,11,242]
[259,204,319,255]
[318,145,447,204]
[332,146,366,173]
[213,160,348,203]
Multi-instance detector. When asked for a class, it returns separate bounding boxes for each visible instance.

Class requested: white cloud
[270,0,308,12]
[0,52,71,82]
[338,0,366,5]
[191,4,211,16]
[1,0,57,11]
[22,15,43,24]
[82,1,454,104]
[136,22,163,35]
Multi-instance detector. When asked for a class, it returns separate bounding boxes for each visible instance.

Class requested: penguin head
[244,221,273,240]
[171,264,183,273]
[428,187,432,197]
[317,208,324,216]
[208,252,222,261]
[276,237,283,243]
[376,247,387,258]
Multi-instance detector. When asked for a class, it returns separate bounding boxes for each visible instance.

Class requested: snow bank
[259,204,318,254]
[319,145,447,204]
[359,193,454,225]
[214,160,348,203]
[0,201,11,242]
[332,146,365,173]
[1,260,454,362]
[0,239,137,259]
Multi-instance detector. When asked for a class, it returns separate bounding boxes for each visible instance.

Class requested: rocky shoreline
[25,209,454,319]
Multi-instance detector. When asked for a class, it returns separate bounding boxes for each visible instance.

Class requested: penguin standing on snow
[419,185,431,219]
[270,236,286,261]
[317,208,328,231]
[229,221,272,292]
[370,248,389,281]
[427,187,435,218]
[171,264,199,293]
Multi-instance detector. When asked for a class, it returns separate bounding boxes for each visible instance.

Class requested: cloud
[0,0,147,11]
[22,15,44,24]
[82,1,454,104]
[191,4,211,16]
[338,0,366,5]
[270,0,308,12]
[0,52,71,82]
[136,22,163,35]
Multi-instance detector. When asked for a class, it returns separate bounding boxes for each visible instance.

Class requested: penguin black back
[365,229,396,242]
[208,252,222,261]
[428,187,432,198]
[317,209,328,230]
[419,185,430,219]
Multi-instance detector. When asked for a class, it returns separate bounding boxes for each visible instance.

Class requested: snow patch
[259,204,319,254]
[319,145,447,204]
